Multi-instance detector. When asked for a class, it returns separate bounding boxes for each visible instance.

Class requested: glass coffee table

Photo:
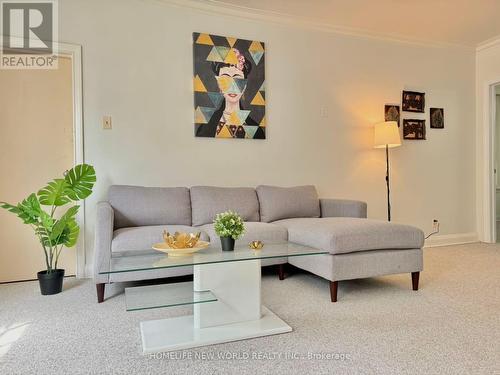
[100,242,327,353]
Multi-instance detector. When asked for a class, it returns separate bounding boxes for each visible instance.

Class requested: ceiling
[206,0,500,47]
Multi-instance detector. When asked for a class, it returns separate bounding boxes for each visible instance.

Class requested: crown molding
[158,0,473,50]
[477,34,500,52]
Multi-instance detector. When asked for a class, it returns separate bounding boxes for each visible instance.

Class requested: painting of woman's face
[217,66,246,104]
[193,33,266,139]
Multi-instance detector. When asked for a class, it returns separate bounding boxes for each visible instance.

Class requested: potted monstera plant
[1,164,96,295]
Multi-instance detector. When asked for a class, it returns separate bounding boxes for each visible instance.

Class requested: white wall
[56,0,476,274]
[476,41,500,241]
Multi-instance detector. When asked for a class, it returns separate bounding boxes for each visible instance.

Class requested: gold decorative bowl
[249,240,264,250]
[152,231,209,256]
[163,231,201,249]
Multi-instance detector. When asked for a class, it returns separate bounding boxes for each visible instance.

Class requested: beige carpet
[0,243,499,375]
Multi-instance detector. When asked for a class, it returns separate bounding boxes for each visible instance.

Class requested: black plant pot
[37,269,65,295]
[220,236,235,251]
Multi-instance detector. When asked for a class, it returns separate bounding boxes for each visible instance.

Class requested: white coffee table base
[140,306,292,354]
[137,259,293,354]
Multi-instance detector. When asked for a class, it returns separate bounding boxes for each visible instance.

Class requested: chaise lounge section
[256,185,424,301]
[94,185,424,303]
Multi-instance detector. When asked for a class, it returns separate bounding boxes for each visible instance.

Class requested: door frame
[481,79,500,243]
[58,42,85,277]
[0,38,86,277]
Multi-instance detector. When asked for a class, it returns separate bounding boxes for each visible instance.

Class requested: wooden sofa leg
[278,264,285,280]
[96,283,105,303]
[330,281,338,302]
[411,272,420,291]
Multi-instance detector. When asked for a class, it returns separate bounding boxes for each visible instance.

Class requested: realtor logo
[1,0,58,69]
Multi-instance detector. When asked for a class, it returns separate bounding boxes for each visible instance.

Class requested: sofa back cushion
[256,185,320,222]
[190,186,260,226]
[108,185,191,229]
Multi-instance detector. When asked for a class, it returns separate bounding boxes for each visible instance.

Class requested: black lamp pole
[385,144,391,222]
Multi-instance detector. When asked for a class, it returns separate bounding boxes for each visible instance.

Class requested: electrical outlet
[433,219,439,232]
[102,115,112,129]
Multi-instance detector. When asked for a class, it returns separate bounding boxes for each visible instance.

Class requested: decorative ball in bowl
[152,231,209,256]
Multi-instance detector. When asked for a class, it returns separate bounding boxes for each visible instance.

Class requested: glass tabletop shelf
[125,282,217,311]
[100,242,328,275]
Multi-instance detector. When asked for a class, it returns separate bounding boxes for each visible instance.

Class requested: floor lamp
[374,121,401,221]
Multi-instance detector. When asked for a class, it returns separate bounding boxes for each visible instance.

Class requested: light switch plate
[103,116,112,129]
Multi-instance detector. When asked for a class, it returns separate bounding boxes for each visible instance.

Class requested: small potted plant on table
[1,164,96,295]
[214,211,245,251]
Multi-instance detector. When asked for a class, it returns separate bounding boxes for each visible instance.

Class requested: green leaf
[64,164,96,201]
[37,179,72,206]
[39,210,54,230]
[36,226,52,247]
[51,205,79,242]
[16,193,42,224]
[1,201,21,215]
[33,210,55,247]
[64,219,79,247]
[55,218,79,248]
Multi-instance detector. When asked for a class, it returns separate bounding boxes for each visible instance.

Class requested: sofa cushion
[190,186,260,226]
[111,225,208,256]
[109,185,191,229]
[320,199,367,218]
[273,217,424,255]
[199,222,288,266]
[256,185,320,223]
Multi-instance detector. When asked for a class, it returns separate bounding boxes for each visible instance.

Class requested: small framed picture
[430,108,444,129]
[403,119,426,140]
[402,91,425,113]
[385,105,400,127]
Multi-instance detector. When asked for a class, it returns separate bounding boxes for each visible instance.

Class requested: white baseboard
[424,232,479,248]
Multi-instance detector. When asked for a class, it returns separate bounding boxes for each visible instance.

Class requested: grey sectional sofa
[94,185,424,303]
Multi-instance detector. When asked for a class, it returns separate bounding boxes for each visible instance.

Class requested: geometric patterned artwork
[193,32,266,139]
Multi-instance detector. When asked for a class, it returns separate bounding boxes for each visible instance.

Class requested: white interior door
[0,57,75,282]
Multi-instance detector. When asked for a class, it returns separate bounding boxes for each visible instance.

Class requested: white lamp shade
[374,121,401,149]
